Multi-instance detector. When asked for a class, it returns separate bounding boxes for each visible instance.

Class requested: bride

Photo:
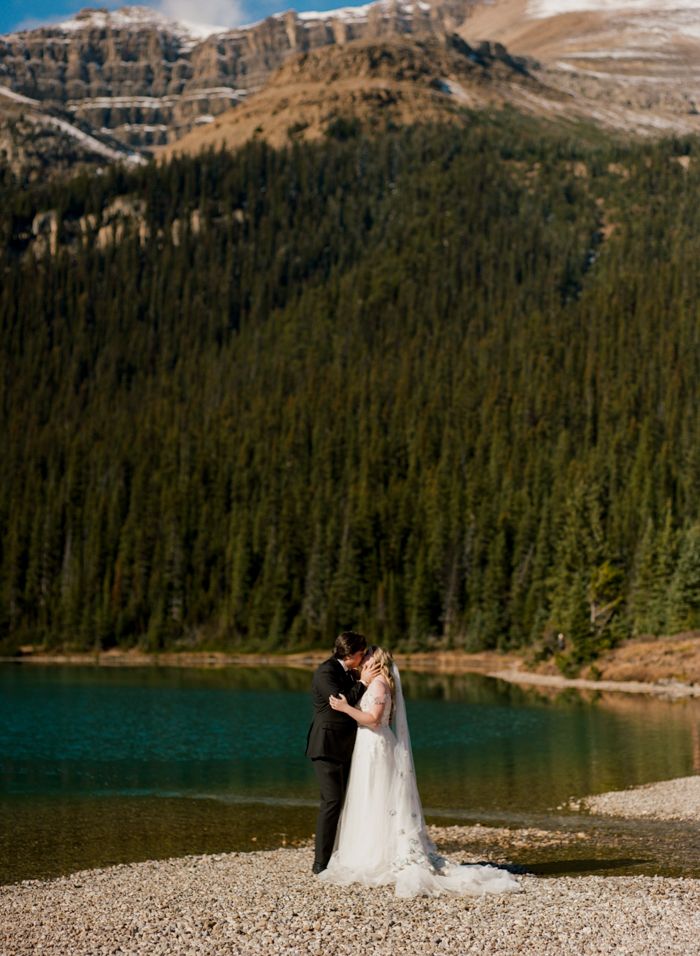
[319,645,521,899]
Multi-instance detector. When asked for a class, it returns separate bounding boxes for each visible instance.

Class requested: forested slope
[2,116,700,668]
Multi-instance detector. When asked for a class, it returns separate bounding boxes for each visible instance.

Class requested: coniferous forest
[3,113,700,667]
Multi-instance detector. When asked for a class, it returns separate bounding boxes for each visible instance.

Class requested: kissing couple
[306,631,521,898]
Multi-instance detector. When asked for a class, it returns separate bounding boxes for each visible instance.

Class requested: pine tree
[668,523,700,632]
[629,519,657,635]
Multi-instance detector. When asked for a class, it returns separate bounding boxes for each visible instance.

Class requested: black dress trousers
[312,756,351,869]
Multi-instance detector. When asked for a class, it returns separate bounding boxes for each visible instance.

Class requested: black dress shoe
[312,862,326,875]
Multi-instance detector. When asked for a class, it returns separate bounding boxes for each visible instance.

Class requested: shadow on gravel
[515,858,651,876]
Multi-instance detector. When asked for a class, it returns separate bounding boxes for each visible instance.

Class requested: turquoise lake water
[2,663,700,883]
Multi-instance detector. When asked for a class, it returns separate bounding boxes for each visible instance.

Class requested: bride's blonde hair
[367,645,396,722]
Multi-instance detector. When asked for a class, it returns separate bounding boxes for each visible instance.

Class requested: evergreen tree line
[3,115,700,667]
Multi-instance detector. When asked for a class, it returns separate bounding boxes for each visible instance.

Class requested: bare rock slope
[459,0,700,135]
[159,33,545,155]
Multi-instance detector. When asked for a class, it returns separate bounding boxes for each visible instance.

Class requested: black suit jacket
[305,657,367,762]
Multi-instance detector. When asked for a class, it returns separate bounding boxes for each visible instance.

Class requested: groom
[306,631,380,875]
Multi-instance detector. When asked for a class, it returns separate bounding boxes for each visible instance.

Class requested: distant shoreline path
[486,669,700,699]
[4,645,700,698]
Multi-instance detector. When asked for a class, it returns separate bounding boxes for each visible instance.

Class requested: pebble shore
[584,774,700,822]
[3,844,700,956]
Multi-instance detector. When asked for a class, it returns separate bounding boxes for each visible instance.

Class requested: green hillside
[2,115,700,669]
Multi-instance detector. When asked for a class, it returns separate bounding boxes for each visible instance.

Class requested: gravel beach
[3,843,700,956]
[584,775,700,822]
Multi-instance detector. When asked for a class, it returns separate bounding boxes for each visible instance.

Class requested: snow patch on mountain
[527,0,700,49]
[297,4,374,22]
[530,0,700,15]
[55,5,225,42]
[0,84,146,165]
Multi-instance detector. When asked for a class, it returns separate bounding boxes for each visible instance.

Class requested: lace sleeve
[366,679,390,705]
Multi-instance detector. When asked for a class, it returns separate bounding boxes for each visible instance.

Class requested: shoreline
[0,649,516,671]
[4,646,700,698]
[5,784,700,950]
[486,668,700,699]
[2,843,699,956]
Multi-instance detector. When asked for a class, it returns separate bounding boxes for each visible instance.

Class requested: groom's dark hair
[333,631,366,659]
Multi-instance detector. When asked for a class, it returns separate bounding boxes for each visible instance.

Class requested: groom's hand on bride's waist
[329,693,348,712]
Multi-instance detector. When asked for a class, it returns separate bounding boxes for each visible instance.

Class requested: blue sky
[0,0,352,35]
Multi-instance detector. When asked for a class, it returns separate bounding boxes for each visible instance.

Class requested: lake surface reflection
[2,663,700,883]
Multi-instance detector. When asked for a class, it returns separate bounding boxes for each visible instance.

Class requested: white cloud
[4,1,246,37]
[156,0,246,28]
[9,14,67,33]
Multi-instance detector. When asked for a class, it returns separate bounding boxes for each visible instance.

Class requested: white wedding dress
[319,664,521,898]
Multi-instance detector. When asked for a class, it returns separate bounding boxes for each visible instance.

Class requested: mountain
[0,2,473,151]
[459,0,700,134]
[159,33,546,156]
[3,0,700,174]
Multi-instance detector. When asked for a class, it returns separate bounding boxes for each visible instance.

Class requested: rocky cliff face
[0,2,474,148]
[0,83,146,179]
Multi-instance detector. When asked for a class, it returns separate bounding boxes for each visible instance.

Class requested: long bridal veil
[389,662,443,876]
[389,663,520,898]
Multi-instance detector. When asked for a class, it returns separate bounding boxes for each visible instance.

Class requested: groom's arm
[313,663,351,705]
[344,678,367,707]
[314,662,367,709]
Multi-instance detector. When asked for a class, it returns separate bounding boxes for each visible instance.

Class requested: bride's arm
[329,678,389,728]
